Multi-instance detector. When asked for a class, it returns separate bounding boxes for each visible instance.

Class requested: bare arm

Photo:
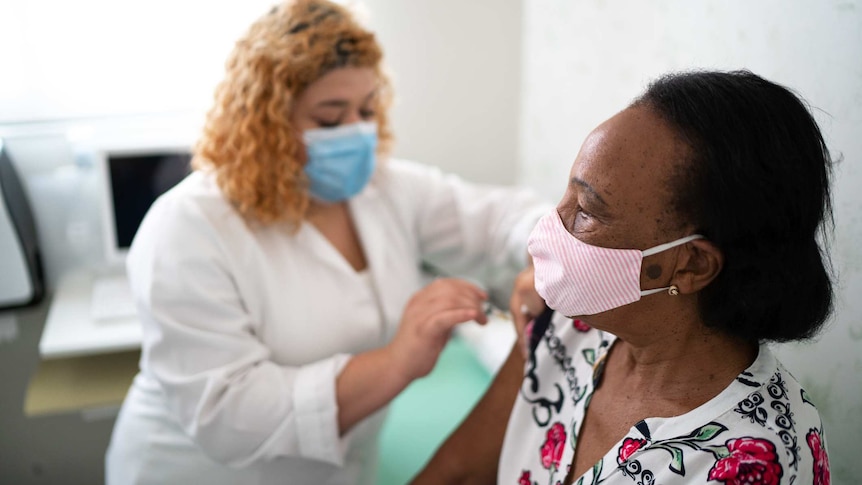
[410,345,524,484]
[335,346,411,434]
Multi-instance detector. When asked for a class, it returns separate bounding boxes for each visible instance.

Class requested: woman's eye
[577,205,592,219]
[315,119,341,128]
[572,205,594,228]
[359,109,376,120]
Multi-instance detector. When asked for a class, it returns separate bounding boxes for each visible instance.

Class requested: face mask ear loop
[641,234,705,257]
[640,287,668,297]
[639,235,704,297]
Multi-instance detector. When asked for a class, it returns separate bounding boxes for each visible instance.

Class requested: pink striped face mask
[528,210,704,317]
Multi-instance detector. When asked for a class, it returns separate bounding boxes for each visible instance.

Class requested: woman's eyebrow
[571,176,609,208]
[315,90,377,109]
[314,99,349,108]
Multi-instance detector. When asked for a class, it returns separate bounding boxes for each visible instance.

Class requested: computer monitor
[99,147,191,265]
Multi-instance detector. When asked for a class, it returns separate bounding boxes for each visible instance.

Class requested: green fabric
[376,336,493,485]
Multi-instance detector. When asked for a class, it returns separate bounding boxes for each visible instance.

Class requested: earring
[668,285,680,296]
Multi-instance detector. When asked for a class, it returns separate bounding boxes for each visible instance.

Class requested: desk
[39,270,141,359]
[25,350,140,416]
[29,269,142,417]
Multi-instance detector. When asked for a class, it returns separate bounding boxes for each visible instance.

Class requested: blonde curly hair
[193,0,394,226]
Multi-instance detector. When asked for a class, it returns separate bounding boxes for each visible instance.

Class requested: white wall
[0,0,276,122]
[360,0,523,184]
[0,0,522,184]
[519,1,862,482]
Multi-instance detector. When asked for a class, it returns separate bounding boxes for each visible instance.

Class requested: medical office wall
[0,0,522,186]
[516,1,862,483]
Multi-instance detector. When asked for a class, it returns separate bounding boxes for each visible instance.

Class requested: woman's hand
[509,265,546,359]
[387,278,488,382]
[337,278,486,435]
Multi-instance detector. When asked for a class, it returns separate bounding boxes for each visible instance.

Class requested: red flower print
[518,470,532,485]
[525,320,535,340]
[807,429,830,485]
[708,437,783,485]
[573,319,591,332]
[540,422,567,470]
[617,437,648,463]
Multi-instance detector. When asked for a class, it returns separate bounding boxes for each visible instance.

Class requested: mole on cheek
[646,264,663,279]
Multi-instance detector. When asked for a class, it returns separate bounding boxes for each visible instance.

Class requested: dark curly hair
[634,70,835,343]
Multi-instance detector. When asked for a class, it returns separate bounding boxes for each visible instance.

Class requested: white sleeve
[128,194,352,467]
[386,160,553,307]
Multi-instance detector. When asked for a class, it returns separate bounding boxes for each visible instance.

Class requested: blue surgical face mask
[303,121,378,203]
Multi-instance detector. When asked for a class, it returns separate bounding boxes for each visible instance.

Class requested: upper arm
[411,345,525,484]
[384,159,551,304]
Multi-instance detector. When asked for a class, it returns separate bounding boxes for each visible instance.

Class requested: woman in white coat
[104,1,549,484]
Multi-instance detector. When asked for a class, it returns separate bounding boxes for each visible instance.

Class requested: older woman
[104,1,548,483]
[414,70,833,485]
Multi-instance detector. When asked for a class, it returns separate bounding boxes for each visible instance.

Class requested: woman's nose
[342,109,363,125]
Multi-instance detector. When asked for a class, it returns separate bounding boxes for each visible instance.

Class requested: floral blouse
[498,312,831,485]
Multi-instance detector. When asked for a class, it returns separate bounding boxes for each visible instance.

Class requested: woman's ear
[674,238,724,294]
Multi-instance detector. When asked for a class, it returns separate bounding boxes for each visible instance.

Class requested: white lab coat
[105,159,549,485]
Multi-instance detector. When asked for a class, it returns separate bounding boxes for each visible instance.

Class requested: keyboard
[91,274,137,322]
